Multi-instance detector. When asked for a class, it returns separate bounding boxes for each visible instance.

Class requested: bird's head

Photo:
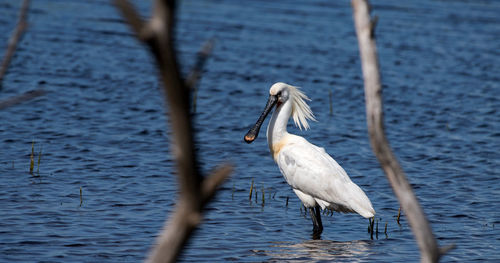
[269,82,290,109]
[244,82,316,143]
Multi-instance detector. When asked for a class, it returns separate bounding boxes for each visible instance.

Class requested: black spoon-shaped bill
[244,95,277,143]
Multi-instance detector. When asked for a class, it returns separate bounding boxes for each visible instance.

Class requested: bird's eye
[277,91,282,97]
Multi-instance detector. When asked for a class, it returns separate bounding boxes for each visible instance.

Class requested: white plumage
[274,134,374,218]
[245,82,375,236]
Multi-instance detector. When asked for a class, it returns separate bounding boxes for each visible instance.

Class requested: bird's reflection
[262,239,372,262]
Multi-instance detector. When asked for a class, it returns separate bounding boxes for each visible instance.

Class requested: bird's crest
[288,85,316,130]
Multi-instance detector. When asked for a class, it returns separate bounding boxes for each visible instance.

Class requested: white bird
[244,82,375,237]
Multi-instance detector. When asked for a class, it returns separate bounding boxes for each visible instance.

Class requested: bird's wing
[277,136,374,217]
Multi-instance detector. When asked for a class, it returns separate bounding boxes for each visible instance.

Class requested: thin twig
[29,139,34,174]
[397,206,401,225]
[351,0,453,262]
[79,187,83,207]
[0,89,45,110]
[249,178,254,200]
[189,39,214,113]
[0,0,30,87]
[201,164,233,205]
[187,39,214,90]
[112,0,146,40]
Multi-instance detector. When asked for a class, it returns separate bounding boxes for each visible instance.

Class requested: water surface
[0,0,499,262]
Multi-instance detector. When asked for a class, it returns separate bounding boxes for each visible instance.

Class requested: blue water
[0,0,499,262]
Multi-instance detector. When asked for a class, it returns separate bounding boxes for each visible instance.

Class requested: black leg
[315,206,323,231]
[309,206,323,239]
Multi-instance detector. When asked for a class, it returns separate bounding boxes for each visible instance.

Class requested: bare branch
[439,244,456,256]
[351,0,453,262]
[114,1,231,262]
[146,165,232,263]
[186,39,214,90]
[0,0,30,87]
[188,39,214,113]
[201,164,233,204]
[113,0,148,40]
[0,89,44,110]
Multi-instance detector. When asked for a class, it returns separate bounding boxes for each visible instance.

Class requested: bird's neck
[267,100,292,148]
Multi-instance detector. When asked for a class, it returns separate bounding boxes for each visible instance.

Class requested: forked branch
[114,1,231,263]
[351,0,454,262]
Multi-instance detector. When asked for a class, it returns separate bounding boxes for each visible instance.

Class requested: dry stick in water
[0,0,30,87]
[397,206,401,225]
[249,178,254,200]
[351,0,454,261]
[36,145,42,174]
[79,187,83,207]
[261,186,265,206]
[114,1,231,263]
[29,139,34,174]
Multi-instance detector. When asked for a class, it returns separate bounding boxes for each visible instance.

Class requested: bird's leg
[315,206,323,231]
[308,206,323,239]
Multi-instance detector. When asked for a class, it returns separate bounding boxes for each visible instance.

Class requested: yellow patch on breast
[270,136,289,161]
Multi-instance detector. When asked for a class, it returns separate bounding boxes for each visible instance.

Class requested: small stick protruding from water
[248,179,254,201]
[29,139,34,174]
[261,186,265,206]
[285,196,289,207]
[397,207,401,225]
[329,89,333,116]
[369,217,375,239]
[36,145,42,174]
[384,222,388,237]
[79,187,83,207]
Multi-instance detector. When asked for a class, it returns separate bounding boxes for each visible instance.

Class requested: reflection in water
[256,239,372,262]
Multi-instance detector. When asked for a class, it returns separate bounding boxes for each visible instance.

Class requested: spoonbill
[244,82,375,237]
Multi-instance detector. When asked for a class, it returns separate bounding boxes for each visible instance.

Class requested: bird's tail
[348,182,375,218]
